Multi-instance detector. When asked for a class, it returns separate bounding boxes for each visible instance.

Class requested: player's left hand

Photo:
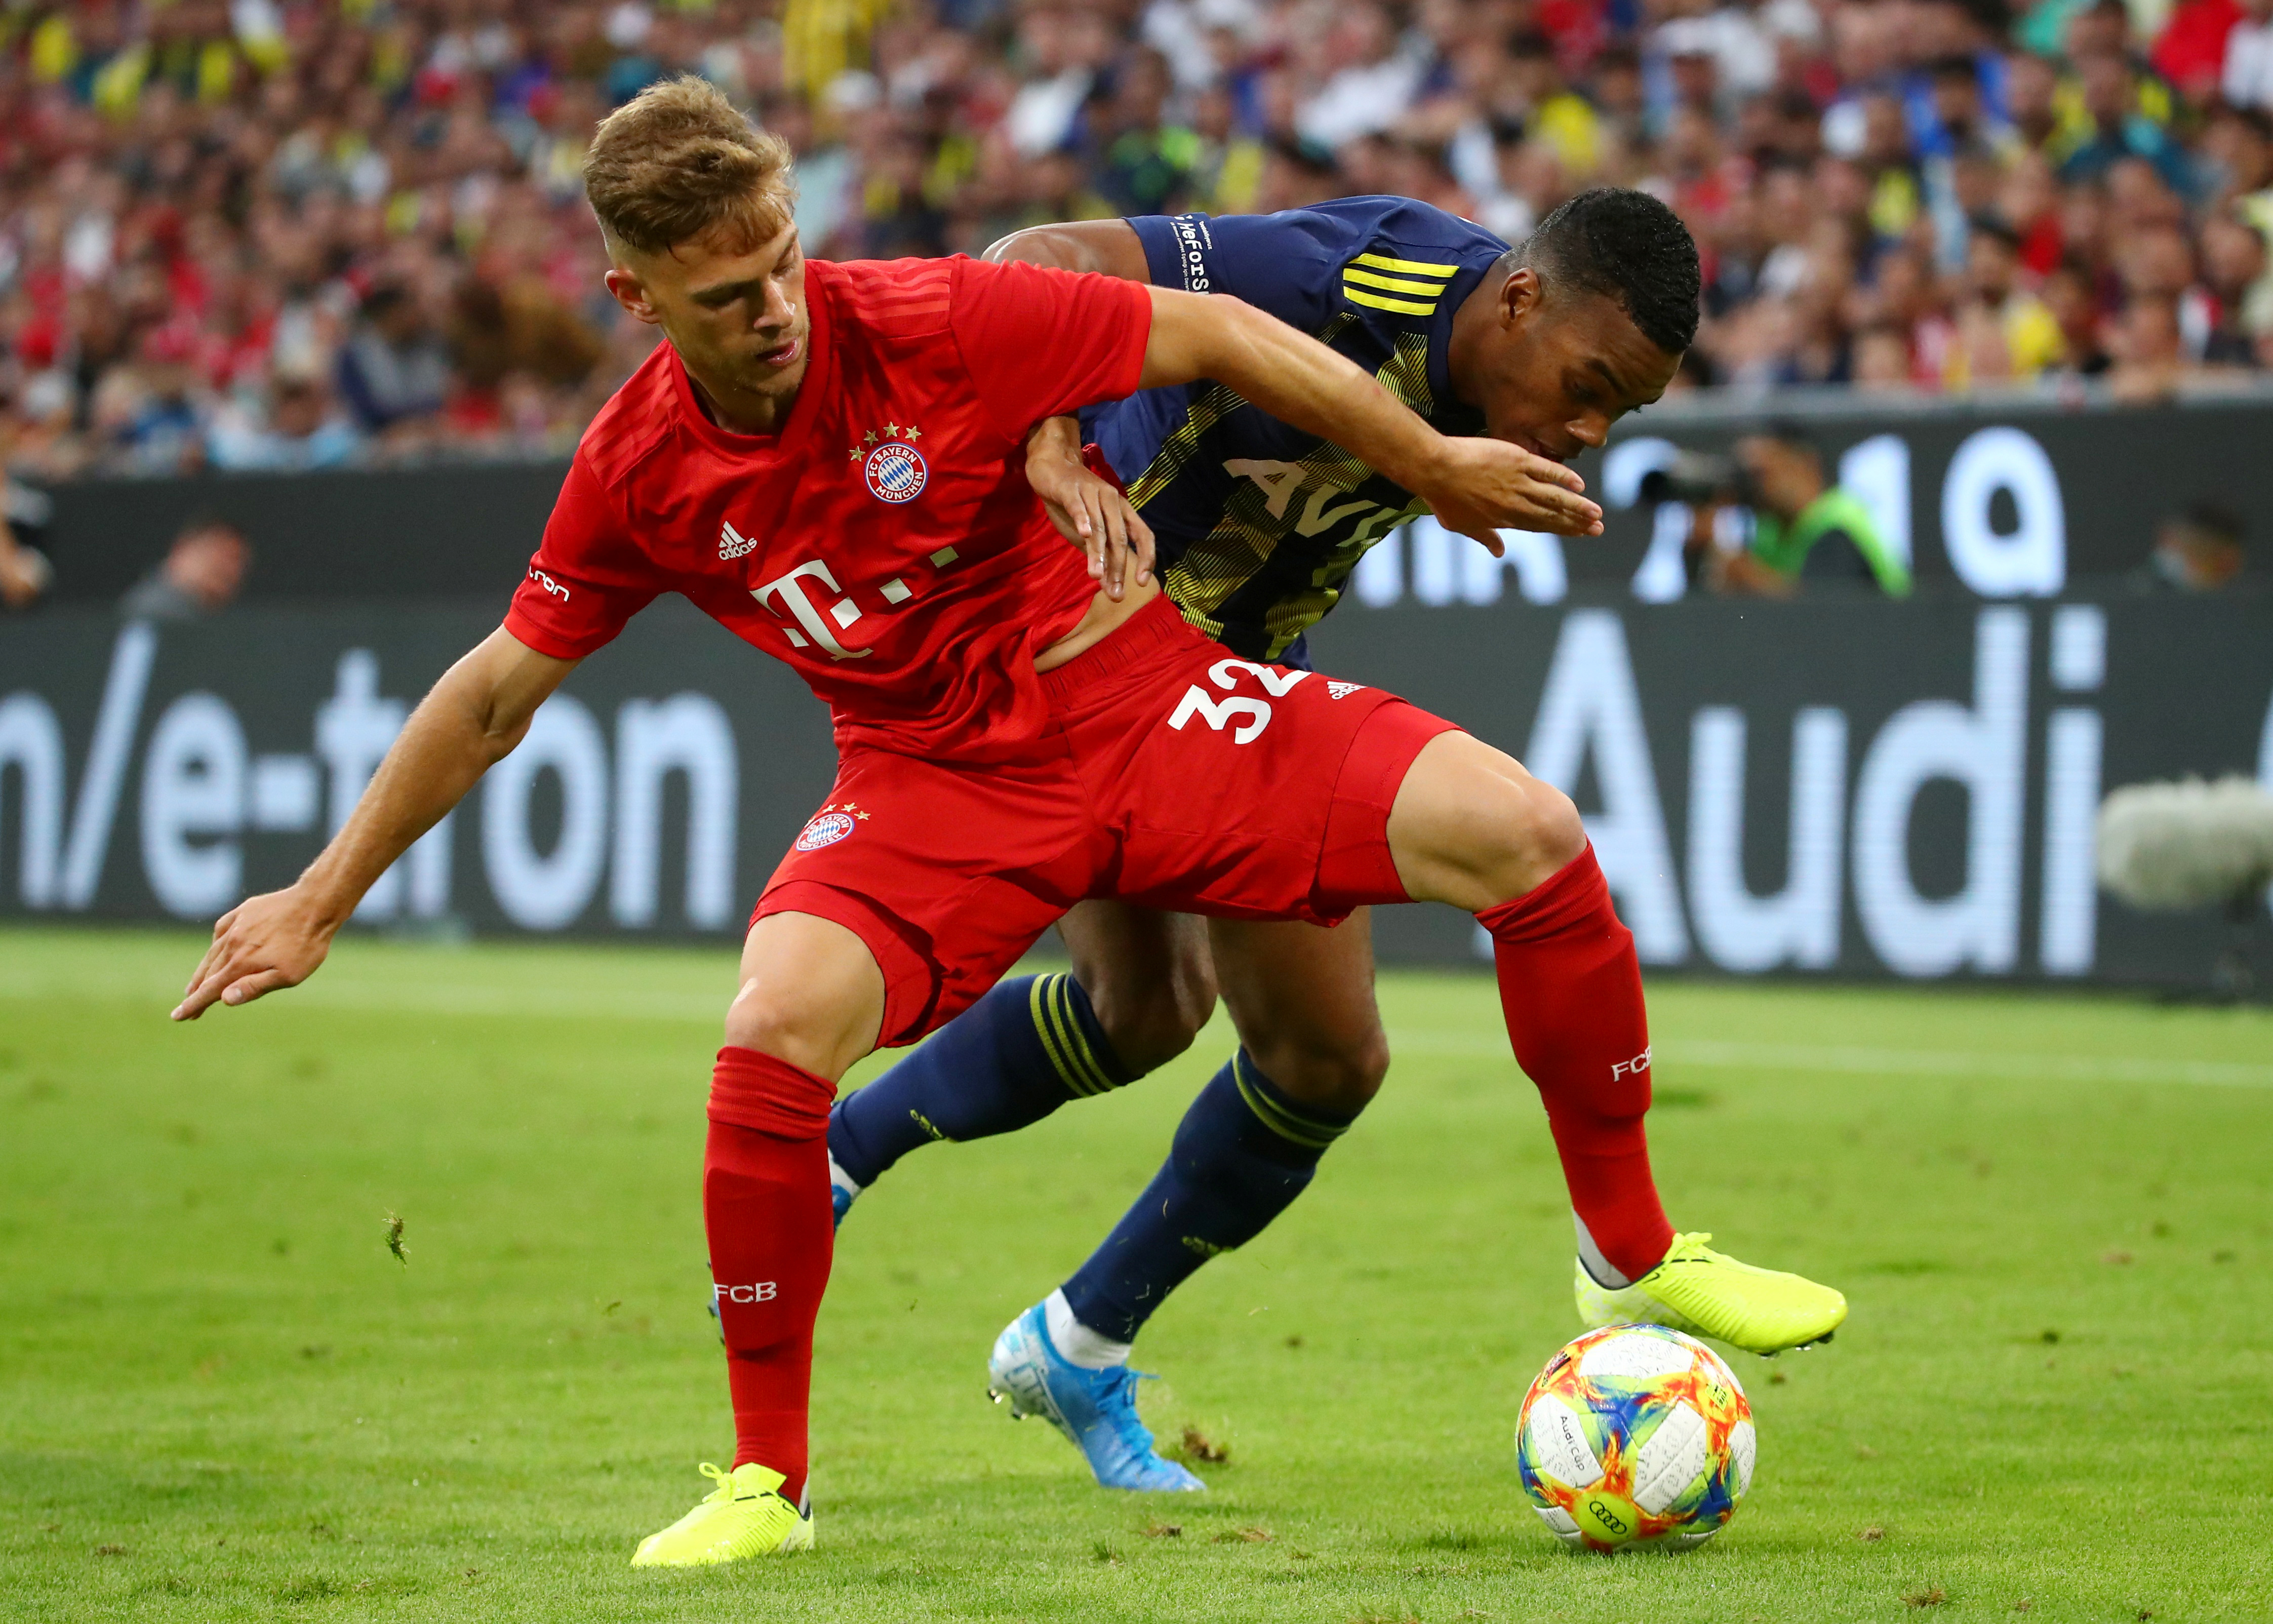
[1422,437,1605,548]
[1024,416,1156,600]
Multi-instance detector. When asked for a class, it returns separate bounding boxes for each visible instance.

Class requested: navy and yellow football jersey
[1082,196,1511,663]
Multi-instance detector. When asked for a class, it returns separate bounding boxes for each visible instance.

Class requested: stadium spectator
[0,431,54,606]
[1296,4,1426,150]
[2224,0,2273,109]
[1851,320,1921,388]
[206,368,361,470]
[4,0,2273,491]
[335,282,450,438]
[2199,206,2273,356]
[0,499,51,609]
[119,516,251,621]
[1957,214,2068,380]
[1089,47,1199,215]
[2136,499,2249,587]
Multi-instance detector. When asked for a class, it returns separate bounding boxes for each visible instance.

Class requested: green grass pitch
[3,927,2270,1622]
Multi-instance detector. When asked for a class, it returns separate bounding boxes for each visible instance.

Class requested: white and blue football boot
[826,1153,860,1229]
[986,1303,1206,1492]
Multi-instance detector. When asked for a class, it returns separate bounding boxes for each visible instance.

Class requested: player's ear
[1502,265,1545,328]
[604,264,664,326]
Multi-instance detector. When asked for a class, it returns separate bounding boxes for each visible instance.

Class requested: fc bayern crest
[794,811,858,851]
[864,441,927,504]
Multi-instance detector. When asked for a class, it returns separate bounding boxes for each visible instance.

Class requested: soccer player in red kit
[173,78,1821,1564]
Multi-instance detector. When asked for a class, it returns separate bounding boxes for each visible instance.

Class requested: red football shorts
[752,596,1459,1045]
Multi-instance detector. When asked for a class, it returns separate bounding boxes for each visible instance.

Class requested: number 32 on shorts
[1167,658,1310,745]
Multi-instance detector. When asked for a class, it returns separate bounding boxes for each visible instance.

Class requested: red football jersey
[505,255,1151,762]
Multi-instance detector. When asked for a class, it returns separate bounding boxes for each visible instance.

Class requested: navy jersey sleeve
[1127,197,1507,331]
[1129,205,1371,330]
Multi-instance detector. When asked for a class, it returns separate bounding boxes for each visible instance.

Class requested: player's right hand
[1024,415,1155,600]
[1422,436,1604,549]
[172,886,336,1020]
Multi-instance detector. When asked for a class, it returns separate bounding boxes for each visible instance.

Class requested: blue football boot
[826,1152,859,1230]
[986,1303,1206,1492]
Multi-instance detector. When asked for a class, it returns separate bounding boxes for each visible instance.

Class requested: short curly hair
[1521,188,1701,355]
[584,76,795,257]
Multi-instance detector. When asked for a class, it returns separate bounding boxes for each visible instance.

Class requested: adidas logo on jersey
[720,521,760,560]
[1327,680,1366,699]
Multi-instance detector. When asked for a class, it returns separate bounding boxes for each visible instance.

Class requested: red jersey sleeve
[949,256,1152,442]
[503,454,662,659]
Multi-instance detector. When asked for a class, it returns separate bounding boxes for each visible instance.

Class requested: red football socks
[705,1046,838,1505]
[1476,846,1676,1283]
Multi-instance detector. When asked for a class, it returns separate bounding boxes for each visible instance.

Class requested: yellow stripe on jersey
[1342,266,1452,296]
[1343,286,1438,315]
[1349,252,1459,278]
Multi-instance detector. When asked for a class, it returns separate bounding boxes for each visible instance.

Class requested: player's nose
[1565,413,1611,452]
[753,288,796,333]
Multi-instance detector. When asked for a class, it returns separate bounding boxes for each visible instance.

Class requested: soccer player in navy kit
[825,191,1850,1491]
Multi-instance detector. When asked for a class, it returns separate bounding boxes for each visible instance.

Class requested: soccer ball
[1514,1323,1756,1552]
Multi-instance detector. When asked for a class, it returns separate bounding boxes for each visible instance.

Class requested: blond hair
[584,76,796,257]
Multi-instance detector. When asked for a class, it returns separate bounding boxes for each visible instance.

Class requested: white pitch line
[1384,1031,2273,1090]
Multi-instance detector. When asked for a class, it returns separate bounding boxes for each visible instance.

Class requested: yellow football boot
[1576,1232,1847,1355]
[629,1462,814,1567]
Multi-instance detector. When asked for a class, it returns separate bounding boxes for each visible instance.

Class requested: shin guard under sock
[706,1046,837,1504]
[1476,846,1674,1282]
[827,973,1133,1187]
[1060,1050,1359,1344]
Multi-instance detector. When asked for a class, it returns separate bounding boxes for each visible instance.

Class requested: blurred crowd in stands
[5,0,2273,490]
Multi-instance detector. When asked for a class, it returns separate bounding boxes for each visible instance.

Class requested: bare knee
[1088,955,1217,1075]
[1249,1023,1390,1115]
[1515,778,1587,883]
[724,978,867,1080]
[1389,735,1589,912]
[727,912,885,1081]
[1060,906,1219,1077]
[1466,775,1588,908]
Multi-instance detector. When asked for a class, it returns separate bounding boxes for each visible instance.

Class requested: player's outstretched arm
[1137,287,1605,547]
[172,628,578,1021]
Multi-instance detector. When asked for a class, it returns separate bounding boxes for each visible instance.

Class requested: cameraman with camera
[1644,424,1913,599]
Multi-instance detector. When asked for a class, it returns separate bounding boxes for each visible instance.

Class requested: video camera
[1636,450,1761,508]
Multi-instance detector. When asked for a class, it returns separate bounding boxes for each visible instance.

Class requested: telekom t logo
[754,560,871,661]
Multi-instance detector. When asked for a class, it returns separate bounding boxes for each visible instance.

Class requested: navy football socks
[1060,1050,1360,1344]
[827,973,1133,1188]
